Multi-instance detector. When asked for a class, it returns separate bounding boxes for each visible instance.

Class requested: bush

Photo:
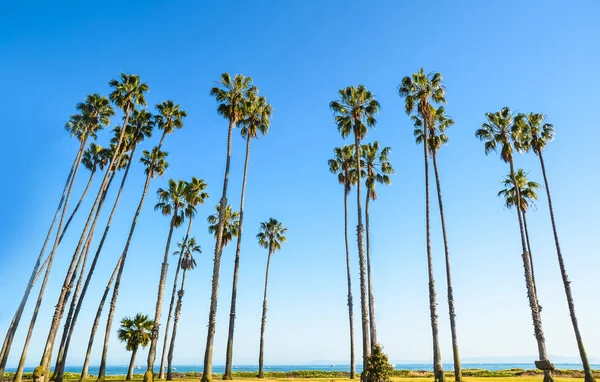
[362,344,394,382]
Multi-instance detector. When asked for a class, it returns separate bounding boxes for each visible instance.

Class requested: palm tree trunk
[522,212,538,299]
[62,169,96,237]
[432,150,461,382]
[423,122,444,382]
[159,219,192,380]
[55,149,137,382]
[353,129,370,380]
[537,152,593,382]
[40,117,130,372]
[258,250,273,379]
[202,117,236,382]
[343,186,356,379]
[80,257,122,382]
[98,168,154,382]
[224,136,252,380]
[0,141,84,381]
[508,158,553,382]
[167,270,187,381]
[127,347,138,381]
[364,193,377,349]
[144,207,179,382]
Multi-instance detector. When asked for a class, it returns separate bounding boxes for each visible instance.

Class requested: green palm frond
[210,73,255,123]
[361,141,394,201]
[155,100,187,135]
[330,85,380,140]
[207,204,240,247]
[498,169,540,212]
[140,147,168,178]
[257,218,287,254]
[117,313,154,352]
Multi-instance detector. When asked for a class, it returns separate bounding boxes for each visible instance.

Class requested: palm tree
[155,101,187,148]
[361,141,393,350]
[207,204,240,248]
[96,147,168,382]
[11,94,114,382]
[330,85,380,370]
[498,168,540,292]
[159,178,208,380]
[520,113,595,382]
[118,314,154,381]
[476,107,554,382]
[327,145,359,379]
[256,219,287,379]
[413,105,462,381]
[399,68,446,382]
[143,179,189,382]
[202,73,255,382]
[166,238,200,380]
[223,91,272,380]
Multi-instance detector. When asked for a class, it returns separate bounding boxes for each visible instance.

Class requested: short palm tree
[208,204,240,248]
[223,91,272,380]
[256,218,287,379]
[328,145,359,379]
[519,113,595,382]
[413,105,462,381]
[118,314,154,381]
[476,107,554,382]
[202,73,255,382]
[166,238,201,380]
[361,141,393,350]
[330,85,380,368]
[399,68,446,382]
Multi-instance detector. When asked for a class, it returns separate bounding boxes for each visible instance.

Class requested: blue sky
[1,0,599,369]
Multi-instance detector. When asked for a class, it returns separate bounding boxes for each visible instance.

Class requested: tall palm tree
[361,141,393,350]
[327,145,359,379]
[520,113,595,382]
[155,101,187,148]
[53,111,155,382]
[202,73,255,382]
[413,105,462,381]
[11,94,114,382]
[96,147,168,382]
[476,107,554,382]
[207,204,240,248]
[399,68,446,382]
[330,85,380,371]
[256,219,287,379]
[223,91,272,380]
[498,168,540,292]
[159,178,208,380]
[166,238,200,380]
[118,314,154,381]
[143,179,189,382]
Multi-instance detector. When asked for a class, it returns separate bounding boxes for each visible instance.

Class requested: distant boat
[331,364,335,367]
[173,368,177,371]
[135,365,141,369]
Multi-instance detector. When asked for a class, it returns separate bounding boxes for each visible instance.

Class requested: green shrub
[362,344,394,382]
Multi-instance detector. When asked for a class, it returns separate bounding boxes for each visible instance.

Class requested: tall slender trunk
[364,193,377,349]
[353,128,370,379]
[537,151,593,382]
[98,166,154,382]
[522,211,537,299]
[127,347,138,381]
[80,257,122,382]
[13,139,88,382]
[257,250,273,379]
[432,150,461,382]
[167,269,187,381]
[40,111,130,372]
[55,148,137,382]
[344,186,356,379]
[508,158,553,382]
[62,169,96,237]
[144,206,179,381]
[0,141,84,380]
[223,136,252,380]
[423,121,444,382]
[201,117,236,382]
[159,219,193,380]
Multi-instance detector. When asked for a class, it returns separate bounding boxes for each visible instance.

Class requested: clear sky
[1,0,599,369]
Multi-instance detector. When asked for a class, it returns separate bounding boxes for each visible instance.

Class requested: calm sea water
[6,364,599,375]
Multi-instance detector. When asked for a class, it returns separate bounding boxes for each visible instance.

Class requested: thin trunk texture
[344,186,356,379]
[127,347,138,381]
[522,212,538,300]
[167,270,187,381]
[223,136,252,380]
[364,193,377,349]
[508,158,553,382]
[201,118,236,382]
[257,250,273,379]
[538,152,593,382]
[432,150,461,382]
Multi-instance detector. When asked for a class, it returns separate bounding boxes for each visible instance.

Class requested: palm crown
[328,145,362,195]
[257,218,287,254]
[330,85,380,140]
[117,313,154,352]
[183,177,209,220]
[82,143,108,173]
[207,204,240,247]
[498,169,540,213]
[413,106,455,152]
[109,74,149,111]
[361,141,394,201]
[399,68,445,125]
[66,93,114,142]
[475,107,527,163]
[174,237,201,271]
[155,100,187,136]
[155,180,189,228]
[141,147,168,178]
[210,73,256,123]
[125,109,155,149]
[518,112,555,155]
[240,91,272,139]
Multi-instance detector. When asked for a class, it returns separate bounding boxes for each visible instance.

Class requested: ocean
[5,363,598,375]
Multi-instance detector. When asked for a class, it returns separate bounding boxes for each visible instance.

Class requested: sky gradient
[1,0,599,368]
